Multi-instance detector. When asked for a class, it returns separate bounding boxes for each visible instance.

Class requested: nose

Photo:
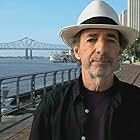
[95,37,108,55]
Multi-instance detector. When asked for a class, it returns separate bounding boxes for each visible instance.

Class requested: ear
[119,48,122,55]
[118,48,122,61]
[73,45,81,60]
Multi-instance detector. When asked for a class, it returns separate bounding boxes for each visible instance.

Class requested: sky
[0,0,127,57]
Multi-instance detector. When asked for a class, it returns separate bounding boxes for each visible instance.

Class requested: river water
[0,58,79,96]
[0,58,78,78]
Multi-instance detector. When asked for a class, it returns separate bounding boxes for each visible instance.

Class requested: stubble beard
[88,63,114,81]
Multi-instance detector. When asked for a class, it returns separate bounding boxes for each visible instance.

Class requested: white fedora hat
[59,0,139,47]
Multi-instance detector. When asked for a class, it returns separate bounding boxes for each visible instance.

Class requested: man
[29,1,140,140]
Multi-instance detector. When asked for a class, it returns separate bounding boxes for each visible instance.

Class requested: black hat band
[81,17,118,25]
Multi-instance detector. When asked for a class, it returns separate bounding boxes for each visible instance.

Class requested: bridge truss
[0,37,69,51]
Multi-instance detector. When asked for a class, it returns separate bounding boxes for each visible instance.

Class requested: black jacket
[29,75,140,140]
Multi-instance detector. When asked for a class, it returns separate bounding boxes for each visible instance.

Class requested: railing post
[0,80,2,123]
[61,71,64,86]
[43,73,47,95]
[53,71,57,89]
[68,69,71,82]
[74,68,77,80]
[16,77,20,108]
[31,75,36,108]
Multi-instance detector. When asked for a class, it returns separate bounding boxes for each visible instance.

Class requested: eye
[107,38,118,44]
[86,38,97,43]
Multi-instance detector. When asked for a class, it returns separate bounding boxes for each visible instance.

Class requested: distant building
[127,0,140,31]
[119,0,140,32]
[119,9,127,26]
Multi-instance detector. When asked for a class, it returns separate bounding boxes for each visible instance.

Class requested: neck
[82,70,114,92]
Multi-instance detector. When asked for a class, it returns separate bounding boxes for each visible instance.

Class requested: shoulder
[118,81,140,103]
[119,81,140,94]
[42,80,78,105]
[115,75,140,94]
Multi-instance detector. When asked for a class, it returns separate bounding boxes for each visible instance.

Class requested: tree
[129,32,140,58]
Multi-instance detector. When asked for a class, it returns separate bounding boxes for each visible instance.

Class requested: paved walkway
[116,63,140,87]
[0,113,33,140]
[0,63,140,140]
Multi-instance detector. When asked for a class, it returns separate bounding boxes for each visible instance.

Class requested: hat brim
[59,24,139,47]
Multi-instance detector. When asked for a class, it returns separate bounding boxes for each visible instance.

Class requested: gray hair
[68,31,82,65]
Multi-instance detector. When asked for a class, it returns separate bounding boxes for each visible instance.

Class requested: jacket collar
[72,74,122,107]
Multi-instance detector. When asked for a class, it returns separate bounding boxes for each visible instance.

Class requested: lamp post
[134,38,138,57]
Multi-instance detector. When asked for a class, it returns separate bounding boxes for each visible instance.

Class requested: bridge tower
[30,49,33,59]
[25,49,29,59]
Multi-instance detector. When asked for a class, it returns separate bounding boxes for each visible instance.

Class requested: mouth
[90,56,113,65]
[91,60,111,64]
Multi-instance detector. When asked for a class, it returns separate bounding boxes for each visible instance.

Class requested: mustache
[90,55,113,63]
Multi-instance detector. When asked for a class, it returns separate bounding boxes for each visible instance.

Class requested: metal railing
[0,67,80,122]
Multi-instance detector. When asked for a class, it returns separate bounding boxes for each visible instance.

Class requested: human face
[74,28,121,79]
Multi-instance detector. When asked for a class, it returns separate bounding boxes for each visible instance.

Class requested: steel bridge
[0,37,69,59]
